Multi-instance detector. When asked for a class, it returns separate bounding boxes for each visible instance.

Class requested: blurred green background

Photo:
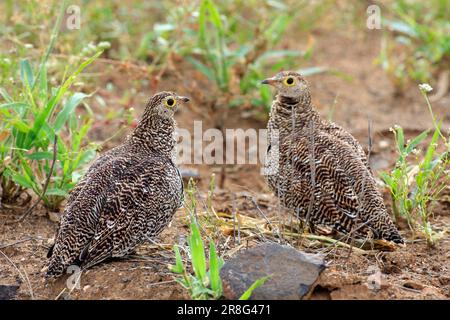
[0,0,448,215]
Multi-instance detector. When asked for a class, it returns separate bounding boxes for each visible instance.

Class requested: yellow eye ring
[283,77,295,86]
[165,97,176,107]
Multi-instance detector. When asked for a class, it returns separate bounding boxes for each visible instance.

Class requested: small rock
[366,266,383,291]
[48,211,61,223]
[83,285,91,292]
[220,243,326,300]
[378,140,390,149]
[0,285,20,300]
[403,281,424,291]
[58,292,73,300]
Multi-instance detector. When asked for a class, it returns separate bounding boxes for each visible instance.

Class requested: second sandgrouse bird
[46,91,189,277]
[262,71,403,244]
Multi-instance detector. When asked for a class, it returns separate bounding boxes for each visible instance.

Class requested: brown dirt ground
[1,24,449,300]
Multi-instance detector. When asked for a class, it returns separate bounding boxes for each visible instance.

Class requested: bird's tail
[352,213,404,245]
[45,256,67,279]
[367,214,404,245]
[381,226,404,244]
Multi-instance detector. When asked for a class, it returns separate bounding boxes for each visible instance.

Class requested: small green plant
[169,217,224,300]
[169,216,270,300]
[0,1,104,210]
[378,0,450,93]
[189,0,309,113]
[1,54,101,210]
[169,178,269,300]
[381,85,449,246]
[135,3,199,72]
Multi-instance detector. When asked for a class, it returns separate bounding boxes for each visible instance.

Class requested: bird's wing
[288,130,366,226]
[323,122,369,168]
[46,158,116,275]
[80,157,182,269]
[66,145,125,203]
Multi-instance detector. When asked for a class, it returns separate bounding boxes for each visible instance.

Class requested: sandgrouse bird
[262,71,403,244]
[46,92,189,278]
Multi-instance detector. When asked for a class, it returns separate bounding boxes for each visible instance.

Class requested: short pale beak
[261,77,278,85]
[178,96,190,103]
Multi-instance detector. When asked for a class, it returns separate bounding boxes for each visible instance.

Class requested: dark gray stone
[221,243,326,300]
[0,285,20,300]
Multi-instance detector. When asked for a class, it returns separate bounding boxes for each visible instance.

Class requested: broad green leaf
[405,129,429,154]
[209,241,222,297]
[0,102,29,110]
[76,148,96,167]
[186,57,216,82]
[383,19,418,38]
[169,245,185,274]
[25,151,53,160]
[24,51,102,148]
[54,92,89,132]
[395,126,405,153]
[41,122,56,142]
[45,188,68,197]
[264,15,292,44]
[0,87,12,103]
[20,59,34,88]
[205,0,223,31]
[71,171,83,184]
[239,276,271,300]
[188,220,207,283]
[39,62,48,104]
[11,172,34,189]
[380,172,393,187]
[8,118,30,133]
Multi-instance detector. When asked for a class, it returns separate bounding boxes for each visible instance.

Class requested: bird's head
[261,71,310,100]
[146,91,190,119]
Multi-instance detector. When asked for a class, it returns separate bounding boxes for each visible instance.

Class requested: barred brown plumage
[262,71,403,244]
[46,91,190,278]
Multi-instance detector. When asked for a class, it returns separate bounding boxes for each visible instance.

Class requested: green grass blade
[23,51,102,149]
[239,276,271,300]
[208,241,222,298]
[24,151,53,160]
[395,126,405,153]
[32,0,68,91]
[169,245,185,274]
[188,220,207,283]
[0,102,30,110]
[405,129,429,154]
[45,188,68,197]
[54,92,90,132]
[20,59,34,88]
[186,57,216,82]
[38,62,48,104]
[0,87,13,103]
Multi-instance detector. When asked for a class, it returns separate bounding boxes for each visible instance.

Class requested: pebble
[220,243,326,300]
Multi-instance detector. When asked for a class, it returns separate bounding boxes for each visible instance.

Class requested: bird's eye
[283,77,295,86]
[165,98,176,107]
